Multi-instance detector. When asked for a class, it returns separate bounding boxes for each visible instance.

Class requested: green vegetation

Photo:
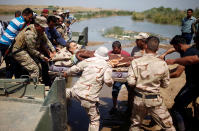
[132,13,145,21]
[194,8,199,17]
[103,26,169,41]
[103,26,132,38]
[74,10,133,20]
[132,7,199,25]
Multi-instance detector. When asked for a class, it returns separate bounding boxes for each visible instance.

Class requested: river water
[72,16,181,43]
[71,16,181,58]
[0,15,181,42]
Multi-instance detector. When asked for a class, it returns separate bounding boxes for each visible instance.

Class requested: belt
[135,91,158,99]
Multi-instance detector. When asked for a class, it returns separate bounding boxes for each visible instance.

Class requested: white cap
[94,46,109,60]
[134,32,149,39]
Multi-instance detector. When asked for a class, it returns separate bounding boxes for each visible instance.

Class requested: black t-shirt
[181,47,199,85]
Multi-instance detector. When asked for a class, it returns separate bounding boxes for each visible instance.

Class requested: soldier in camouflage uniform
[127,36,175,131]
[52,41,82,67]
[12,16,55,80]
[55,15,65,38]
[64,46,113,131]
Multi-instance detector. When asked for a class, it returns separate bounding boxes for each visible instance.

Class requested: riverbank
[132,7,199,25]
[102,26,170,42]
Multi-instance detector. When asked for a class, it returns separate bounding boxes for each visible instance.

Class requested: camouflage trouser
[13,50,41,79]
[129,96,176,131]
[66,88,100,131]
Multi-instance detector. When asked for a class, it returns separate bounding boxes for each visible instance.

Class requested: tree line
[132,6,199,25]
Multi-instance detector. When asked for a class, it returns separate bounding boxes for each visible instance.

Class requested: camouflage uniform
[66,56,113,131]
[56,24,65,38]
[127,53,175,131]
[12,24,53,79]
[61,23,69,40]
[52,47,73,67]
[52,44,83,67]
[39,16,56,53]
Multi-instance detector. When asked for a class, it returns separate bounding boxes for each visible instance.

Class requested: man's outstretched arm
[166,55,199,65]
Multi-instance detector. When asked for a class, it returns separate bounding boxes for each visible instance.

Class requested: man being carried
[51,41,83,68]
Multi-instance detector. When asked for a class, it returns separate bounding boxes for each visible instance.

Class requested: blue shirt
[181,16,196,33]
[65,15,76,23]
[45,27,66,47]
[0,16,25,45]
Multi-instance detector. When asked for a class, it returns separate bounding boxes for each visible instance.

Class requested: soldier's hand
[50,51,56,58]
[166,59,175,65]
[43,57,49,62]
[159,54,166,60]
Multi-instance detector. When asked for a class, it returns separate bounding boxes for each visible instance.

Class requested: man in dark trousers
[0,8,33,78]
[181,9,196,44]
[108,41,132,115]
[167,35,199,131]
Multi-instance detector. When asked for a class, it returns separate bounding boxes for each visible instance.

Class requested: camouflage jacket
[66,57,113,102]
[56,24,65,38]
[127,53,170,94]
[52,44,83,67]
[61,23,69,40]
[52,47,73,67]
[12,24,55,59]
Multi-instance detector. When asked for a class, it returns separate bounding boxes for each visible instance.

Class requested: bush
[104,26,124,36]
[132,13,145,20]
[131,7,199,25]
